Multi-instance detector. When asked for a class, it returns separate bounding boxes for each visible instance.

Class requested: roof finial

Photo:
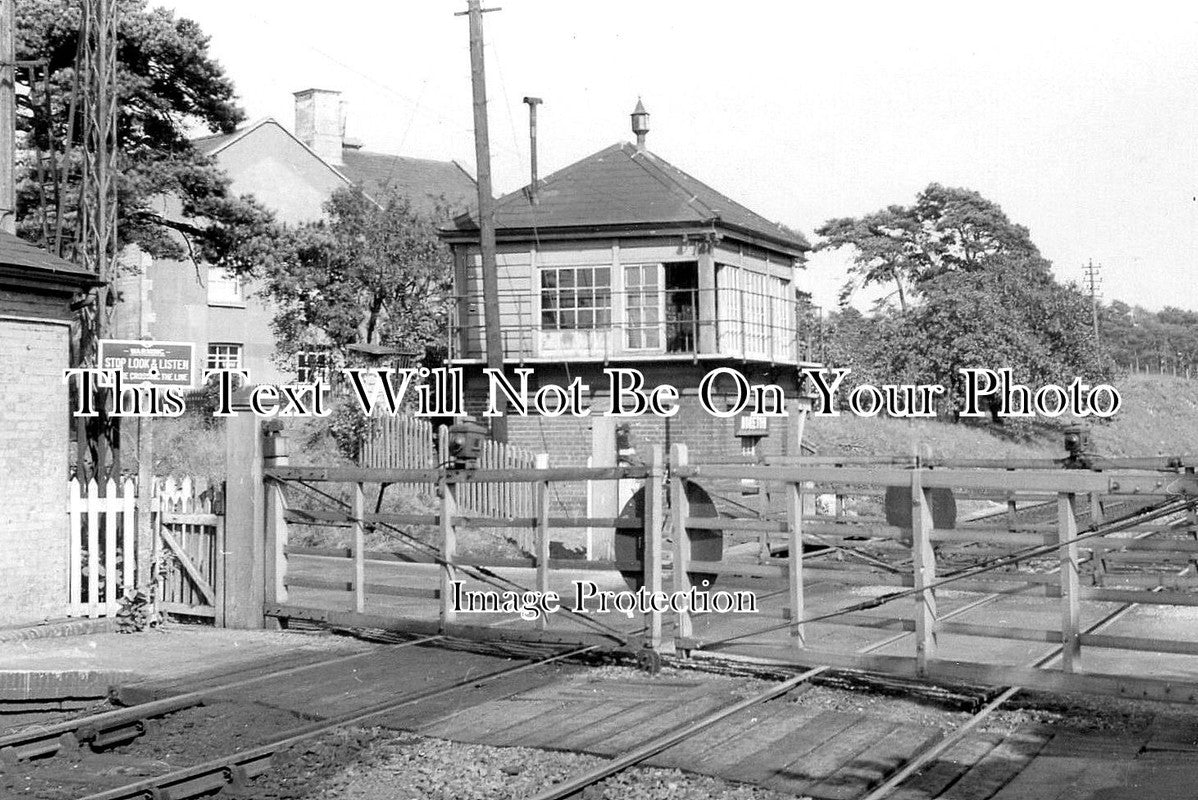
[630,97,649,150]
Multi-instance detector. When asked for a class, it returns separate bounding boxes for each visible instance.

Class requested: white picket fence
[67,478,137,618]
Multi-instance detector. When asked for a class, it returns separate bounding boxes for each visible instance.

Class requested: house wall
[458,360,805,557]
[117,121,350,386]
[0,292,72,623]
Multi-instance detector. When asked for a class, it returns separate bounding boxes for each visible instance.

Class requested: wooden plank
[806,724,944,800]
[912,470,937,674]
[723,710,860,784]
[933,730,1048,800]
[769,718,900,796]
[121,480,136,595]
[266,464,653,484]
[672,444,693,641]
[103,479,119,614]
[352,482,365,613]
[158,601,217,618]
[400,668,580,732]
[535,454,550,631]
[285,575,440,599]
[86,479,100,618]
[887,733,1004,800]
[643,446,665,649]
[159,528,216,606]
[438,429,456,629]
[788,479,805,646]
[1059,493,1081,671]
[641,695,779,767]
[507,700,642,751]
[666,694,822,775]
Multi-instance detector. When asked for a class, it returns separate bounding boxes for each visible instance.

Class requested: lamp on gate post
[447,418,488,469]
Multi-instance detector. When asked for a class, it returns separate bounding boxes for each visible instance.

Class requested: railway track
[525,504,1198,800]
[0,635,596,800]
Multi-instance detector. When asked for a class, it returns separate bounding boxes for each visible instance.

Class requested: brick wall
[0,319,70,623]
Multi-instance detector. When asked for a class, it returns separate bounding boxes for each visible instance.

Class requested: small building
[113,88,477,385]
[0,233,99,623]
[440,103,814,541]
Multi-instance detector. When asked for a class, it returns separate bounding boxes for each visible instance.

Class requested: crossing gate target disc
[615,480,723,591]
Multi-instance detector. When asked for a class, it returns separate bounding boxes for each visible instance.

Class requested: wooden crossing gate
[67,476,224,621]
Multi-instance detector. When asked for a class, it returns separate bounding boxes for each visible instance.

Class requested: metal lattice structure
[76,0,118,353]
[74,0,120,480]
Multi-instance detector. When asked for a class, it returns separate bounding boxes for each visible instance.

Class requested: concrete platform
[0,625,375,704]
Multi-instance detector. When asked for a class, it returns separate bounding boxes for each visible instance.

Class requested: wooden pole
[263,438,289,618]
[670,444,692,642]
[1058,492,1081,671]
[464,0,506,442]
[439,426,458,628]
[643,446,665,650]
[535,453,550,630]
[223,413,265,629]
[787,477,805,647]
[911,467,937,675]
[352,482,365,613]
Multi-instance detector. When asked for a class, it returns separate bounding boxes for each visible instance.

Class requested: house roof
[192,119,476,218]
[0,232,98,289]
[339,149,476,216]
[443,142,809,256]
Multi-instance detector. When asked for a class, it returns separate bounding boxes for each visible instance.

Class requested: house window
[624,264,662,349]
[540,266,611,330]
[207,266,244,306]
[206,342,243,371]
[296,348,333,384]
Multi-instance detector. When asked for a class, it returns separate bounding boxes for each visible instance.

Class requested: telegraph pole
[1084,259,1102,346]
[461,0,506,441]
[0,0,14,235]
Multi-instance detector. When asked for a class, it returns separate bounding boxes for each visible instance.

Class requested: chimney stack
[294,88,345,166]
[523,96,542,203]
[630,98,649,150]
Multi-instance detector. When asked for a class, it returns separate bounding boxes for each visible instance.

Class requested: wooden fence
[673,450,1198,704]
[67,476,223,620]
[359,415,538,525]
[253,433,1198,703]
[153,476,224,619]
[68,478,136,618]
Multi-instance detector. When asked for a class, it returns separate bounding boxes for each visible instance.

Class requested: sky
[162,0,1198,313]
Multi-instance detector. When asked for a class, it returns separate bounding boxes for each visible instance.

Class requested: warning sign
[99,340,195,387]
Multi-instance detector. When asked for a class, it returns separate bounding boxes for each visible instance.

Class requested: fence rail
[262,443,1198,704]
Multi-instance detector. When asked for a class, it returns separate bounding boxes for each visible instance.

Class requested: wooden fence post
[670,444,692,642]
[439,426,457,629]
[1059,492,1081,671]
[643,446,665,651]
[787,478,805,647]
[86,478,100,618]
[224,412,264,629]
[263,432,289,621]
[535,453,550,630]
[352,482,366,614]
[911,467,937,675]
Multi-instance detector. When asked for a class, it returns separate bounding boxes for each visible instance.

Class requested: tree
[258,186,453,370]
[816,185,1108,417]
[816,183,1041,311]
[15,0,276,269]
